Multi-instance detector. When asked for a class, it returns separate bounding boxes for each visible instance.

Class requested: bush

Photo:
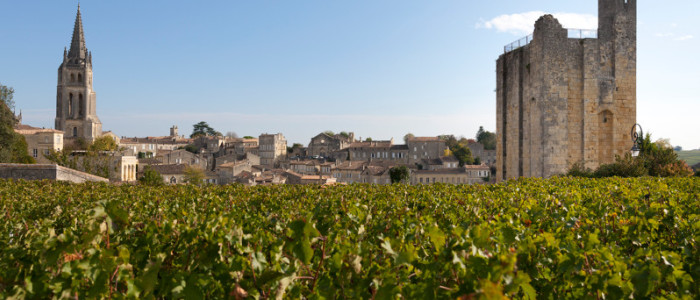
[593,154,648,178]
[389,165,410,184]
[566,161,594,178]
[139,166,164,186]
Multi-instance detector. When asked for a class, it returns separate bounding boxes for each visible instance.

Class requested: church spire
[67,4,87,60]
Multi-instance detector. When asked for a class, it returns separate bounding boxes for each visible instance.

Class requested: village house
[406,137,448,165]
[411,164,490,185]
[259,133,287,167]
[307,132,355,157]
[468,141,497,166]
[285,171,336,185]
[14,124,64,164]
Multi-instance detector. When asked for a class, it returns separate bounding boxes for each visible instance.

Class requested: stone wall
[496,0,636,181]
[0,163,109,183]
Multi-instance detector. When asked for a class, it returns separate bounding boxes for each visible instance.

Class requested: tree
[403,133,415,143]
[476,126,496,150]
[243,136,255,139]
[323,130,335,136]
[225,131,239,139]
[452,143,474,167]
[88,136,119,152]
[365,137,373,142]
[339,131,350,138]
[389,165,410,184]
[0,93,34,164]
[0,83,15,112]
[439,134,473,166]
[190,121,221,138]
[139,166,164,186]
[184,165,205,185]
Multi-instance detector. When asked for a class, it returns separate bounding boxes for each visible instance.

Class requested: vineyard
[0,177,698,299]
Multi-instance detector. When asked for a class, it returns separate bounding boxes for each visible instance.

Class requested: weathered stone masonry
[496,0,636,180]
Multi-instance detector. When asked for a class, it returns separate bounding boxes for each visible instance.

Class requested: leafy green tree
[365,137,372,142]
[184,165,205,185]
[476,126,496,150]
[452,143,474,167]
[0,83,15,111]
[440,134,473,166]
[389,165,410,184]
[0,95,34,164]
[338,131,350,138]
[88,136,119,152]
[288,143,304,153]
[243,136,255,139]
[139,166,164,186]
[190,121,221,138]
[323,130,334,136]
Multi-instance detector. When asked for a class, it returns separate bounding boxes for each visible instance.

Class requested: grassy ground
[676,150,700,167]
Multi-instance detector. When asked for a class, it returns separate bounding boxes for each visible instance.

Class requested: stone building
[14,125,64,164]
[496,0,636,180]
[411,165,490,185]
[406,137,447,165]
[307,132,355,157]
[55,5,102,142]
[259,133,287,167]
[468,142,497,166]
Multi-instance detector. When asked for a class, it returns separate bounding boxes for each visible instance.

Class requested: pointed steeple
[67,4,87,61]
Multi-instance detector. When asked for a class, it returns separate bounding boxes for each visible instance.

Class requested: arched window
[72,127,78,137]
[70,74,75,82]
[78,73,82,82]
[68,93,73,117]
[170,177,177,184]
[79,94,84,117]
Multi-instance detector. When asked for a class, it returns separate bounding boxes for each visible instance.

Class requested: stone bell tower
[55,5,102,142]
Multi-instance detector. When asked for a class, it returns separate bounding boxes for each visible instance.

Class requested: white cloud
[675,35,693,41]
[477,11,597,36]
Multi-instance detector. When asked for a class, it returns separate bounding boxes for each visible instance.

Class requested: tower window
[70,74,75,82]
[68,93,73,117]
[78,73,82,82]
[73,127,78,137]
[79,94,84,117]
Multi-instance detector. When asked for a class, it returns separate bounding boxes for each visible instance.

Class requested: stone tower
[495,0,636,181]
[55,5,102,142]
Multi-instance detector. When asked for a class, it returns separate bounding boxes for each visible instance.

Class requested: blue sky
[1,1,698,149]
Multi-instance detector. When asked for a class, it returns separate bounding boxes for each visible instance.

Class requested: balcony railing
[503,28,598,53]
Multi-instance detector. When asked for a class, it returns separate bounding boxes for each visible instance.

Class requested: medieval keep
[496,0,636,181]
[55,5,102,142]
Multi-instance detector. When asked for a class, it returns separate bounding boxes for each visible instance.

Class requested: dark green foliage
[476,126,496,150]
[439,135,474,166]
[594,154,648,178]
[190,121,221,138]
[388,165,410,183]
[0,177,697,298]
[243,136,255,139]
[323,130,334,136]
[568,133,693,178]
[138,166,164,186]
[184,144,199,154]
[0,99,34,164]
